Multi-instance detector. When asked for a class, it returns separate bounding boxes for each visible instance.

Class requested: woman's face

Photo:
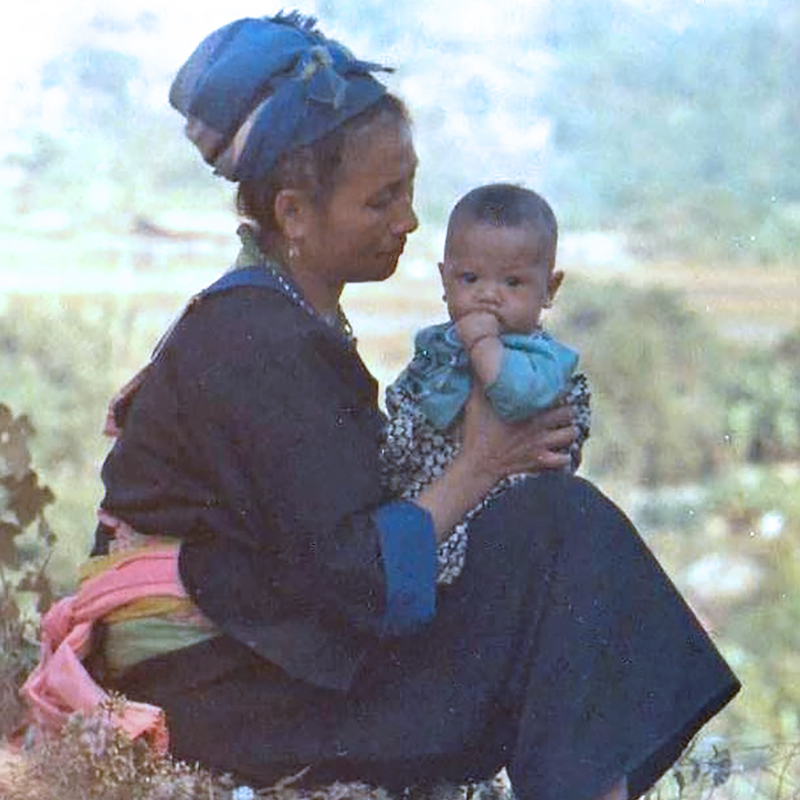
[300,116,419,291]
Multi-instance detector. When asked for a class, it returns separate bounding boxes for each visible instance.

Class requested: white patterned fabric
[381,374,591,585]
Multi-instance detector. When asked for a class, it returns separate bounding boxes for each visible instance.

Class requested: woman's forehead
[338,118,417,187]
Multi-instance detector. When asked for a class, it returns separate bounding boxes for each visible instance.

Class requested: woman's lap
[115,474,738,799]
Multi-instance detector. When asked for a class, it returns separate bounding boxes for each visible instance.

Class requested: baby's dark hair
[445,183,558,266]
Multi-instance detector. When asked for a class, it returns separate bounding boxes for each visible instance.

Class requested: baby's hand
[455,311,501,352]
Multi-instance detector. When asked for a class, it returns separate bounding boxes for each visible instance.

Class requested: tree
[7,16,227,226]
[537,0,800,264]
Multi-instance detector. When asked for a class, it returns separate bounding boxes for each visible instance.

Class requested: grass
[2,710,793,800]
[564,260,800,345]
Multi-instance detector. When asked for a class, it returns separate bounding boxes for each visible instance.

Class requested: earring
[287,240,300,266]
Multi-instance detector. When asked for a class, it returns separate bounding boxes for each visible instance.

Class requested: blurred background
[0,0,798,793]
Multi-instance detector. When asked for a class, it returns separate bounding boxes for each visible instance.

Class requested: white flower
[759,510,784,539]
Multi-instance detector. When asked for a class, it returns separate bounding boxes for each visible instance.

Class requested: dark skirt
[115,474,739,800]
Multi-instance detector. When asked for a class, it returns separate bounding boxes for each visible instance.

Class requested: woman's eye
[506,276,522,288]
[366,191,393,210]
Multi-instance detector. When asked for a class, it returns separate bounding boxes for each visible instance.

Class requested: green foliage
[646,736,735,800]
[722,330,800,463]
[537,0,800,264]
[0,295,167,579]
[703,466,800,745]
[0,298,113,474]
[552,279,800,484]
[0,403,57,738]
[0,298,115,571]
[553,279,726,484]
[553,280,800,485]
[6,3,800,265]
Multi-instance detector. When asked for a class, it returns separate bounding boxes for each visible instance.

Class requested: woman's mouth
[380,240,405,262]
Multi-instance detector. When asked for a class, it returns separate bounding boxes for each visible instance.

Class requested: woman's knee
[490,472,596,525]
[474,472,637,566]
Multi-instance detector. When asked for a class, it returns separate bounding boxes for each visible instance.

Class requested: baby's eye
[460,272,478,284]
[505,275,522,287]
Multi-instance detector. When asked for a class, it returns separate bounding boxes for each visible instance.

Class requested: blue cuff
[373,501,437,636]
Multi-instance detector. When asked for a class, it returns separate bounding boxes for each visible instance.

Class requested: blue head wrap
[169,12,391,182]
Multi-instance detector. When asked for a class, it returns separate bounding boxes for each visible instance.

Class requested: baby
[381,183,590,584]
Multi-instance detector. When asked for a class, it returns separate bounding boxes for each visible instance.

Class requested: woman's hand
[460,387,576,483]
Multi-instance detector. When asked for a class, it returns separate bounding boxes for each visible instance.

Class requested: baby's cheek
[450,298,474,318]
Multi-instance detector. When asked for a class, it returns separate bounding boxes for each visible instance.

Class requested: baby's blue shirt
[390,322,579,431]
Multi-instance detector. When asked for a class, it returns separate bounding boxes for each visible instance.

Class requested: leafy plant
[0,403,57,738]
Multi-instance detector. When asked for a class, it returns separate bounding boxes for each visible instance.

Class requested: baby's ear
[437,261,445,278]
[548,269,565,301]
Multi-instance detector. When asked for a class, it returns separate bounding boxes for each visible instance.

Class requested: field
[349,258,799,389]
[3,227,796,390]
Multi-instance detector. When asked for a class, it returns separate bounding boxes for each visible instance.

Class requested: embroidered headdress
[169,11,391,181]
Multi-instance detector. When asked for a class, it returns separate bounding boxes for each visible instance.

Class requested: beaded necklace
[235,223,355,344]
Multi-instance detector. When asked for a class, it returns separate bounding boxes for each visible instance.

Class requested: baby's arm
[486,337,579,421]
[455,311,504,386]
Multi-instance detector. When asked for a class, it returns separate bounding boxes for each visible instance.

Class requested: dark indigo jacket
[97,280,435,690]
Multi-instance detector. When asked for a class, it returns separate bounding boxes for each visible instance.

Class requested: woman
[27,13,739,800]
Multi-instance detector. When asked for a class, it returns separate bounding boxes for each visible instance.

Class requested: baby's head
[440,183,563,335]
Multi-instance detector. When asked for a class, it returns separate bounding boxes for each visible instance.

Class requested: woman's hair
[236,93,410,252]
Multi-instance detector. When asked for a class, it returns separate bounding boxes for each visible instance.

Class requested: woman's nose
[390,195,418,236]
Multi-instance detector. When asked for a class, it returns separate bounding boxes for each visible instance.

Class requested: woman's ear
[274,189,314,241]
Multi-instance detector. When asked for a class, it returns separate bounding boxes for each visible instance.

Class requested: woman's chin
[351,255,402,283]
[378,258,402,281]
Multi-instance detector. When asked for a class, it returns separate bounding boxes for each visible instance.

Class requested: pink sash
[20,547,186,755]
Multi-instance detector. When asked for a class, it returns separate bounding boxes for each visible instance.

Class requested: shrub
[0,403,56,738]
[721,328,800,463]
[552,280,727,485]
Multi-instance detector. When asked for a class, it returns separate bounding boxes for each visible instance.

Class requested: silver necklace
[236,223,355,344]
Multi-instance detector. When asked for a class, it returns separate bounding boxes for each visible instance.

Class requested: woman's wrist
[415,449,499,541]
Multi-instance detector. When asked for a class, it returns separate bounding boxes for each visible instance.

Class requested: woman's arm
[415,389,575,540]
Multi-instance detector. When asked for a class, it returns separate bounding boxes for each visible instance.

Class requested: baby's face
[440,222,560,335]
